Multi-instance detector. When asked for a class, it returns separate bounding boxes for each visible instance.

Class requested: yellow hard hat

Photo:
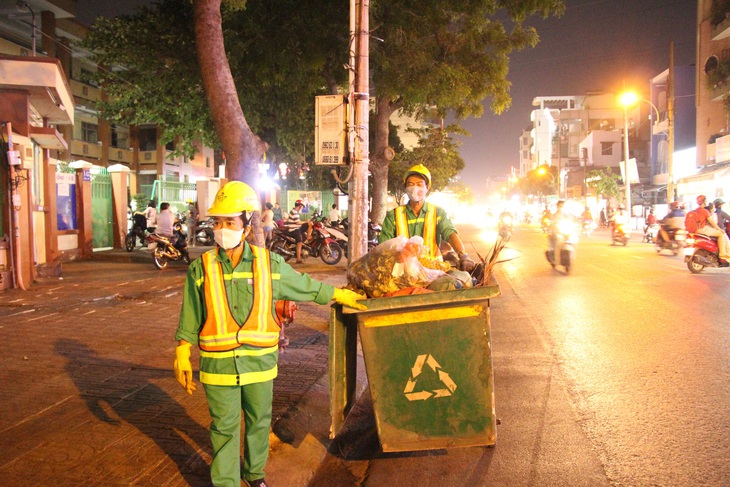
[207,181,260,217]
[404,164,431,188]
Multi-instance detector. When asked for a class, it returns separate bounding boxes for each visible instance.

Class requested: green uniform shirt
[378,202,458,246]
[175,243,335,385]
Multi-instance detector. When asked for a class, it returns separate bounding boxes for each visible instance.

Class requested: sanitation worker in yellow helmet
[378,164,475,271]
[173,181,365,487]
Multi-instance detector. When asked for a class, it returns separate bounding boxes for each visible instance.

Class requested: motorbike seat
[690,233,718,242]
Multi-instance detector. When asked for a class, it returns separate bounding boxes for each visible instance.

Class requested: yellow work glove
[174,342,196,395]
[332,288,367,311]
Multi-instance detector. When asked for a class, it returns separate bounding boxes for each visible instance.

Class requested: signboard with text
[314,95,347,166]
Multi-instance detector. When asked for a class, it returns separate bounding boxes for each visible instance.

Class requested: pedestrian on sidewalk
[173,181,366,487]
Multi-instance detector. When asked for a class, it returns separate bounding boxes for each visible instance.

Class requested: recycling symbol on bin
[403,354,457,401]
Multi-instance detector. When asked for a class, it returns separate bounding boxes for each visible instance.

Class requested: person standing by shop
[186,200,199,247]
[173,181,365,487]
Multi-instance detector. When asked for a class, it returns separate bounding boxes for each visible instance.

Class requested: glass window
[110,125,129,149]
[601,142,613,156]
[81,122,98,143]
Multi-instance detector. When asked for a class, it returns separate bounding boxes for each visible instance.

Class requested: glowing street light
[619,91,637,216]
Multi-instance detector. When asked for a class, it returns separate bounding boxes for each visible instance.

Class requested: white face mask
[214,228,244,250]
[405,186,427,203]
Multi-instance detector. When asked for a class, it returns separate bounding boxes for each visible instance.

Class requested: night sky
[77,0,698,196]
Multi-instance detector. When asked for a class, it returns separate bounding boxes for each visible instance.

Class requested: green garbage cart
[329,283,500,452]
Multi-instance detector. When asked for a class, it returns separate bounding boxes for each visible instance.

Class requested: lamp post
[16,1,36,57]
[619,92,638,217]
[537,165,556,204]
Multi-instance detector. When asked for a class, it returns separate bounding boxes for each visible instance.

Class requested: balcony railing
[108,147,134,164]
[140,150,157,164]
[70,79,100,103]
[70,140,101,159]
[712,13,730,41]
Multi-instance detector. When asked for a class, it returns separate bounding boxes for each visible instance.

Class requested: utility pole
[348,0,369,262]
[667,41,675,203]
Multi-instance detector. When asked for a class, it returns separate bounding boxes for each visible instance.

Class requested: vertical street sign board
[315,95,346,166]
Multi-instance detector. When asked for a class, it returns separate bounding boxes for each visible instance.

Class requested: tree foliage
[518,165,558,197]
[388,124,466,202]
[81,0,348,167]
[586,167,622,201]
[367,0,565,222]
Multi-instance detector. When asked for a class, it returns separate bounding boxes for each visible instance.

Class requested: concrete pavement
[0,247,348,486]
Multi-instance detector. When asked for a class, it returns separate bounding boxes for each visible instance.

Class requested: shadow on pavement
[54,338,212,486]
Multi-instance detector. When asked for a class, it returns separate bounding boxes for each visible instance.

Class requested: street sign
[314,95,347,166]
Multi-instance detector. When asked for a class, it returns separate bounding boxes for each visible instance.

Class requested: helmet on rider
[403,164,432,189]
[713,197,725,207]
[294,199,304,208]
[207,181,260,218]
[697,195,707,206]
[670,201,679,210]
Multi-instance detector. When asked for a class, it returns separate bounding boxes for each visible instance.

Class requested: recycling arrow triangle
[403,354,457,401]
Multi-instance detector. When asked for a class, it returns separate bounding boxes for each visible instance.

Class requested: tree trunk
[369,97,396,224]
[193,0,266,186]
[193,0,266,246]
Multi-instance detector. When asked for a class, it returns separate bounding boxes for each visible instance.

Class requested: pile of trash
[347,236,477,298]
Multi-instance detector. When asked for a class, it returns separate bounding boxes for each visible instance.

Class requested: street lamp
[619,92,637,217]
[15,1,36,57]
[536,165,555,204]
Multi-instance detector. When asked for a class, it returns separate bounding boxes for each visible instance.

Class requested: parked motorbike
[125,213,150,252]
[611,223,629,246]
[498,213,513,239]
[195,217,215,246]
[337,218,381,254]
[546,219,578,274]
[149,221,190,270]
[684,222,730,273]
[268,220,343,265]
[654,225,686,255]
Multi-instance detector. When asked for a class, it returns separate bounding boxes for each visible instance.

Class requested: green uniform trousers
[203,380,273,486]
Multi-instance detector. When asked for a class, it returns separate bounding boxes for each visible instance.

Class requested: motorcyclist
[657,201,685,243]
[695,195,730,264]
[713,198,730,232]
[611,206,628,240]
[581,206,593,224]
[285,200,312,263]
[643,208,657,242]
[548,200,571,252]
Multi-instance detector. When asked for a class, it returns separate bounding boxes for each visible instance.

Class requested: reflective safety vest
[394,203,440,259]
[198,246,280,351]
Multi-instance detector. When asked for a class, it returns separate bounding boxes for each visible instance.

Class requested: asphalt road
[315,221,730,486]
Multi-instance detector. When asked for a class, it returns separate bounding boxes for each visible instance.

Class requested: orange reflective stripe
[199,247,280,351]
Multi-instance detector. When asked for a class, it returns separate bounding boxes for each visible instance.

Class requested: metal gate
[91,173,113,248]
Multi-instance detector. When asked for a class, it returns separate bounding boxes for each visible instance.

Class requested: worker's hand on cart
[458,251,476,272]
[333,288,367,311]
[174,341,197,395]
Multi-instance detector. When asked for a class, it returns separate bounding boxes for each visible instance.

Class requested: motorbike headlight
[557,220,574,234]
[685,237,694,245]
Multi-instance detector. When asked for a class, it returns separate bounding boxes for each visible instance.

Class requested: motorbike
[541,215,551,234]
[654,225,686,255]
[268,220,343,265]
[580,219,595,236]
[498,213,513,239]
[546,219,578,274]
[643,223,661,243]
[337,218,381,255]
[125,213,150,252]
[611,222,629,246]
[684,222,730,273]
[149,220,190,270]
[523,213,533,225]
[195,217,215,246]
